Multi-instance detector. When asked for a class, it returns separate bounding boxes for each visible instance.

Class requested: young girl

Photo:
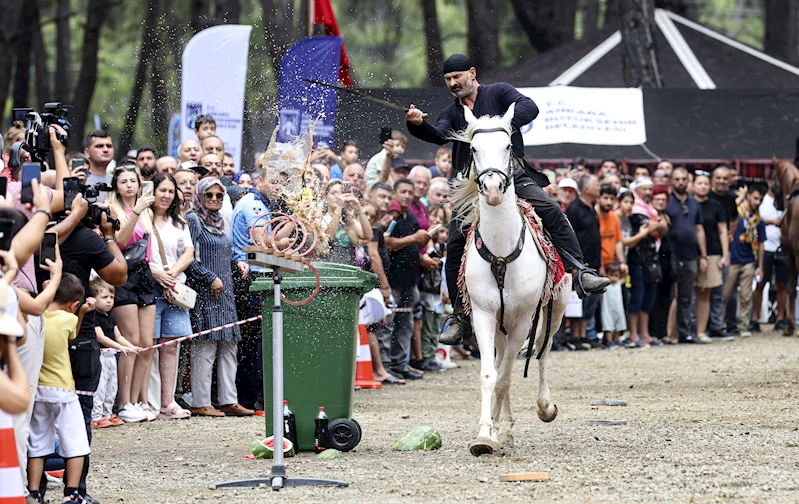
[601,262,627,349]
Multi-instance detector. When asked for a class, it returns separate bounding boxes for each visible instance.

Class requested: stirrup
[439,313,473,346]
[574,267,609,299]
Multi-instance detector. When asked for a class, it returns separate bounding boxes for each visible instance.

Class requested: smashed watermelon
[392,426,442,451]
[251,436,295,459]
[316,448,342,459]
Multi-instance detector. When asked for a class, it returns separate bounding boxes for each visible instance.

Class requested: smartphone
[342,182,352,194]
[379,127,392,145]
[40,232,58,266]
[427,223,443,235]
[0,219,13,252]
[384,220,397,236]
[428,248,441,259]
[0,177,7,198]
[63,177,81,210]
[21,162,42,204]
[142,181,154,198]
[71,158,85,173]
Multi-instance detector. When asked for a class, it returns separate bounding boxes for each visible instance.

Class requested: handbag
[121,234,149,272]
[643,261,663,284]
[153,225,197,310]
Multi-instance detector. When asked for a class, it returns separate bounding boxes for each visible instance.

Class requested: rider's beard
[451,77,475,98]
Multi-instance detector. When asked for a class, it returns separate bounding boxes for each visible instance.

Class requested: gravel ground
[75,327,799,503]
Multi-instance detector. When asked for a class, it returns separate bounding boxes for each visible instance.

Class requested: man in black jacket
[406,54,609,344]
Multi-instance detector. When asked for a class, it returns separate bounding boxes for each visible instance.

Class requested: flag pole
[308,0,314,38]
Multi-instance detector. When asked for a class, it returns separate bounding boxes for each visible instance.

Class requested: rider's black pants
[445,170,585,310]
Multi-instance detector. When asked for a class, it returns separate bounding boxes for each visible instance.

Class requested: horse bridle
[467,127,514,196]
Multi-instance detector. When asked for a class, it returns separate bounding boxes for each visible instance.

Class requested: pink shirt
[6,180,54,295]
[120,209,152,262]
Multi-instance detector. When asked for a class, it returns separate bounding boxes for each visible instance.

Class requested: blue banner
[276,36,342,146]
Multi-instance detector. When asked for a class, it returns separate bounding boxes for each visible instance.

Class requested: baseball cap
[557,178,578,191]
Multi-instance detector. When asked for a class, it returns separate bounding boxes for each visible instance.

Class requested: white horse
[452,103,571,456]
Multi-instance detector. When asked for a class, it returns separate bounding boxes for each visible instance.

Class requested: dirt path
[82,328,799,503]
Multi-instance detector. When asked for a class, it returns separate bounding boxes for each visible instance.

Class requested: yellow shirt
[39,310,78,390]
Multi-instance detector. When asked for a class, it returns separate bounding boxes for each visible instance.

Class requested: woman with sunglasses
[184,178,253,417]
[146,173,195,420]
[106,164,158,423]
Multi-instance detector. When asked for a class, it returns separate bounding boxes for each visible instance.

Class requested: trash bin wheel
[350,418,362,439]
[328,418,361,452]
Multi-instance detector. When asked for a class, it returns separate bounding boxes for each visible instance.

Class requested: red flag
[313,0,353,88]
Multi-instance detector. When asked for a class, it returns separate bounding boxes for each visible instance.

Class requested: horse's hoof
[469,437,495,457]
[538,403,558,423]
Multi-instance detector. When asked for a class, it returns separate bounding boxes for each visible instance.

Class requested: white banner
[518,87,646,146]
[181,25,252,170]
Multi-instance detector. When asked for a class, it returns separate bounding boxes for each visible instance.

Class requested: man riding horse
[406,54,610,344]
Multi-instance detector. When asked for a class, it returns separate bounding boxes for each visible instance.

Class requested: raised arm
[406,105,455,145]
[497,83,539,127]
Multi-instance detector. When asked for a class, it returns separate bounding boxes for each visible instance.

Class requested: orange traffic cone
[0,409,25,503]
[355,324,381,390]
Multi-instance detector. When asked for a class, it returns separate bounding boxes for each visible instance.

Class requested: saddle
[457,198,567,333]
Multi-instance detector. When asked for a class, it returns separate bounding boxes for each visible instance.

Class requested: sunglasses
[681,203,689,217]
[695,170,711,177]
[204,192,225,200]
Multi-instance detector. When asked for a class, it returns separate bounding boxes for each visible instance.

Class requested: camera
[59,181,119,231]
[11,102,71,163]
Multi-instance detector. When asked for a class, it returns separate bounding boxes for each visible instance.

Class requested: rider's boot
[574,266,611,298]
[439,311,473,346]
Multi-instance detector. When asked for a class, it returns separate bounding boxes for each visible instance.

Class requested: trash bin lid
[251,262,377,293]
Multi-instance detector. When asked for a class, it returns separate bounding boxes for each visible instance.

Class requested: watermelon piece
[251,436,295,459]
[392,426,442,451]
[316,448,342,459]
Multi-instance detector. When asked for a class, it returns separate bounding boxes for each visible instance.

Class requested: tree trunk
[215,0,241,24]
[580,0,600,37]
[151,11,170,156]
[618,0,662,87]
[764,0,799,65]
[421,0,444,85]
[118,0,160,160]
[510,0,578,53]
[0,0,26,122]
[72,0,110,146]
[12,0,34,110]
[31,0,51,107]
[261,0,295,77]
[55,0,71,103]
[466,0,500,72]
[191,0,211,33]
[656,0,699,20]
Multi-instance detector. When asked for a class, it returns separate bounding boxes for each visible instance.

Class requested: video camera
[10,102,71,163]
[65,181,120,231]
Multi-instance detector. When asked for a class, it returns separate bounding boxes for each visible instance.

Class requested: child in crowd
[601,262,627,349]
[418,204,450,371]
[90,278,141,429]
[27,273,95,504]
[194,114,216,140]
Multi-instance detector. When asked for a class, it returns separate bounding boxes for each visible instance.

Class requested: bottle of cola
[314,407,329,453]
[283,400,298,450]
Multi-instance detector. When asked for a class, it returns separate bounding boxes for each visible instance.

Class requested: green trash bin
[251,262,377,452]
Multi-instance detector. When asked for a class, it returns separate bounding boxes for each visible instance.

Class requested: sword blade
[302,79,428,118]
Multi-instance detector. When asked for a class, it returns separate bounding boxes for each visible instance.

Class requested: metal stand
[212,253,348,491]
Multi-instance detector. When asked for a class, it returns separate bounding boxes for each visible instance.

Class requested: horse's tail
[451,170,479,226]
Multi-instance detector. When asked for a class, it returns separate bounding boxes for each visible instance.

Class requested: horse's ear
[463,105,477,125]
[502,102,516,128]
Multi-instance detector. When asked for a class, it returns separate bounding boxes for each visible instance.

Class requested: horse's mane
[449,115,512,226]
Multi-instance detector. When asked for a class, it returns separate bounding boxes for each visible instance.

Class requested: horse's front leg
[495,322,527,450]
[536,282,570,423]
[469,309,498,456]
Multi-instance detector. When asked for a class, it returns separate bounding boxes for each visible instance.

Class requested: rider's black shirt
[407,83,539,179]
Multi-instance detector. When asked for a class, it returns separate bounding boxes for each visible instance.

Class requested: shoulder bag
[121,233,149,272]
[153,224,197,310]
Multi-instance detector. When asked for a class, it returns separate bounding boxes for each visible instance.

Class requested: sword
[302,78,429,118]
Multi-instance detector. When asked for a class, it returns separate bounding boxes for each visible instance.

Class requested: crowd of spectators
[548,158,784,351]
[0,110,789,504]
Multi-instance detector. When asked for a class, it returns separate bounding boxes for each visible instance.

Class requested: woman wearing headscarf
[185,177,253,417]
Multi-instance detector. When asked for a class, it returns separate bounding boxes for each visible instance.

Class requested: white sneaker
[138,403,157,422]
[117,403,147,423]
